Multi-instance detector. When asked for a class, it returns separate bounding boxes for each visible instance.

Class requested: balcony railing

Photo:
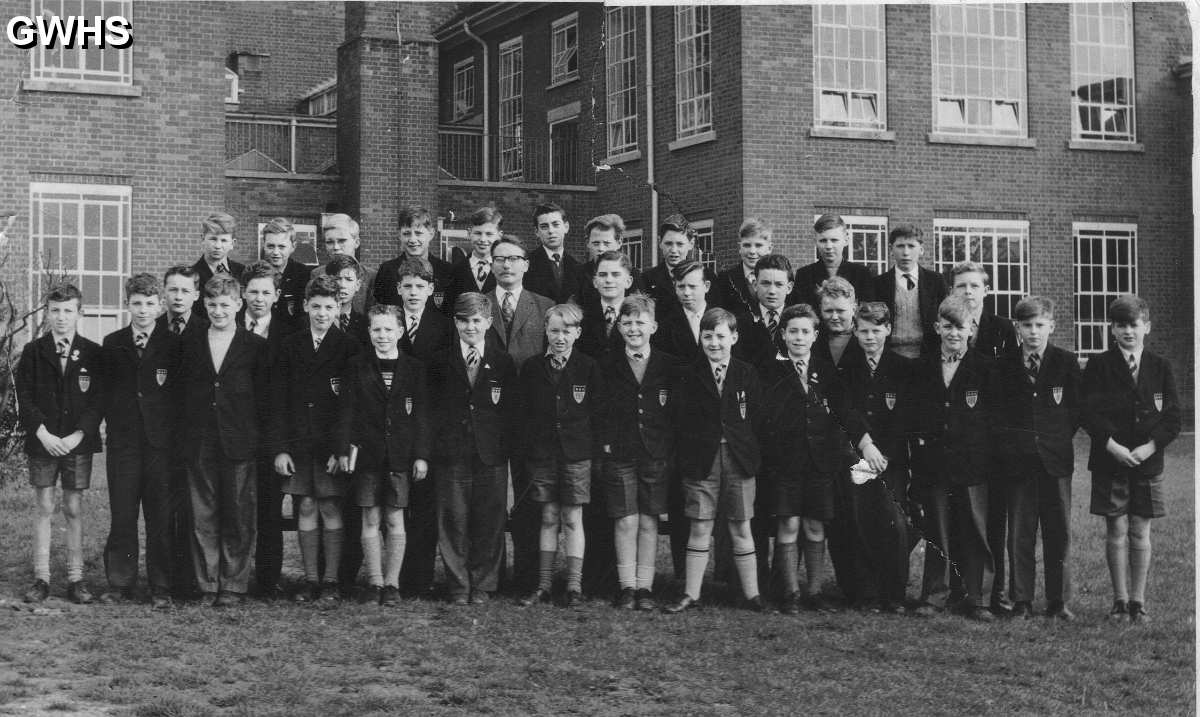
[438,127,594,187]
[225,113,338,175]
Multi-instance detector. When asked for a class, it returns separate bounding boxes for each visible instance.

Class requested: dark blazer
[524,247,584,305]
[486,287,555,369]
[572,259,643,306]
[577,297,627,360]
[760,353,857,476]
[1082,347,1181,477]
[732,308,779,367]
[177,327,267,462]
[789,259,875,309]
[673,356,763,480]
[641,262,717,316]
[191,257,246,320]
[235,310,290,369]
[431,339,517,466]
[338,351,430,473]
[337,309,370,349]
[902,351,994,487]
[374,255,455,313]
[873,266,947,357]
[276,258,313,332]
[100,325,182,451]
[518,350,603,462]
[399,309,453,371]
[269,327,359,461]
[15,332,104,456]
[970,311,1019,359]
[651,305,703,365]
[712,265,758,316]
[156,310,208,338]
[990,345,1082,479]
[597,348,677,460]
[444,256,497,314]
[814,330,867,381]
[838,347,914,464]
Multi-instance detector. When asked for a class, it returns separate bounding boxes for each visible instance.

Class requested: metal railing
[438,127,594,186]
[226,113,338,175]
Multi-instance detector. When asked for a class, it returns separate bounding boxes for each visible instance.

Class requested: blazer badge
[156,368,168,386]
[433,291,445,308]
[330,377,341,396]
[965,389,978,408]
[1051,386,1063,405]
[491,385,502,405]
[885,392,896,410]
[658,388,669,407]
[1154,392,1164,412]
[572,384,587,404]
[405,396,413,415]
[737,390,747,419]
[78,370,91,393]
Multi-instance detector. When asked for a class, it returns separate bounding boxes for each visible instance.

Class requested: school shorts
[684,444,755,521]
[774,469,836,521]
[602,454,669,518]
[530,456,591,506]
[281,456,346,499]
[354,470,410,509]
[28,454,92,490]
[1090,470,1165,519]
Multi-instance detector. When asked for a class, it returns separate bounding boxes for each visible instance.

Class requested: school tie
[766,309,778,335]
[550,354,567,373]
[476,260,490,285]
[339,313,351,332]
[1127,352,1138,380]
[133,331,148,359]
[794,359,808,393]
[942,352,961,364]
[903,273,915,291]
[713,363,726,393]
[56,337,70,371]
[968,319,979,348]
[248,318,258,334]
[406,314,419,339]
[551,253,563,286]
[867,355,877,377]
[172,315,185,335]
[604,306,616,335]
[501,291,515,324]
[466,347,480,385]
[216,263,229,276]
[1026,353,1040,385]
[313,335,323,352]
[630,352,644,362]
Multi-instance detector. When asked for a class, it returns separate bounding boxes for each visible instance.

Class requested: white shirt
[461,339,483,362]
[470,256,492,285]
[895,266,919,290]
[625,346,650,362]
[245,312,271,337]
[1120,347,1144,372]
[542,246,564,262]
[495,286,524,312]
[684,306,704,342]
[208,328,236,372]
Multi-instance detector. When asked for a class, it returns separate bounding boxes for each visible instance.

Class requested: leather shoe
[360,585,383,605]
[293,582,318,604]
[633,589,657,612]
[213,592,244,608]
[802,594,836,613]
[67,581,94,605]
[23,579,49,603]
[966,606,995,622]
[381,585,401,607]
[99,588,132,604]
[150,594,173,611]
[780,591,801,616]
[563,590,584,608]
[1046,601,1074,621]
[450,593,470,607]
[200,592,219,607]
[613,587,636,610]
[317,583,341,603]
[470,591,491,605]
[517,588,551,607]
[989,598,1014,617]
[1128,601,1150,624]
[879,600,906,615]
[1012,601,1035,619]
[743,594,772,613]
[663,595,700,614]
[1108,599,1128,621]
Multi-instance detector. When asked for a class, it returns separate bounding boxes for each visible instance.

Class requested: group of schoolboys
[19,206,1179,624]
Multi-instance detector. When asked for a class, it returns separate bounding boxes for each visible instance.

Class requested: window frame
[498,37,524,181]
[452,57,476,120]
[690,219,716,273]
[1073,221,1137,357]
[1070,3,1136,143]
[674,5,713,141]
[605,5,639,159]
[622,228,645,271]
[933,217,1030,319]
[550,12,580,87]
[28,0,134,89]
[812,4,888,132]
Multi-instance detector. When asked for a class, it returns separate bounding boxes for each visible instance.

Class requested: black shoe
[663,595,700,614]
[517,588,551,607]
[879,600,906,615]
[23,579,49,603]
[257,584,285,601]
[563,590,584,608]
[293,582,318,604]
[99,588,132,604]
[965,606,995,622]
[1012,601,1035,619]
[1108,600,1128,621]
[1128,601,1150,624]
[213,592,244,608]
[200,592,219,607]
[801,594,836,613]
[150,594,173,611]
[469,591,491,606]
[742,594,772,613]
[317,582,340,603]
[381,585,401,607]
[633,589,657,612]
[450,593,470,606]
[780,592,801,616]
[989,598,1014,617]
[1046,601,1074,621]
[613,587,636,610]
[360,585,382,605]
[911,601,941,617]
[67,581,94,605]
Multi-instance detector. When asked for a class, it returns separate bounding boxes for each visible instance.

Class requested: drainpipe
[644,6,657,266]
[463,20,489,182]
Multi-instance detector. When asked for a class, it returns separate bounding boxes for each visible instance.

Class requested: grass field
[0,436,1193,716]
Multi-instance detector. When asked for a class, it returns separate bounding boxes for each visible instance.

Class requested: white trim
[1070,2,1137,143]
[623,228,645,271]
[546,101,581,124]
[550,11,580,86]
[1073,221,1138,356]
[933,217,1030,319]
[812,3,888,132]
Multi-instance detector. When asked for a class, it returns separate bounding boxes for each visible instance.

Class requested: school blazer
[192,257,246,290]
[338,352,430,473]
[577,297,627,360]
[873,266,948,357]
[431,340,518,466]
[572,259,644,306]
[1082,347,1181,478]
[155,310,208,338]
[902,351,994,487]
[444,256,497,314]
[838,347,914,464]
[269,327,358,460]
[518,351,603,463]
[234,310,290,369]
[276,258,313,332]
[673,356,763,481]
[990,345,1081,479]
[651,306,703,365]
[374,255,454,313]
[177,327,267,462]
[399,309,452,370]
[712,266,757,316]
[813,330,867,380]
[597,349,677,460]
[338,310,371,349]
[789,260,875,310]
[486,288,555,369]
[641,263,718,316]
[100,326,182,451]
[15,333,104,456]
[731,309,779,368]
[970,311,1019,360]
[524,248,584,305]
[760,353,857,477]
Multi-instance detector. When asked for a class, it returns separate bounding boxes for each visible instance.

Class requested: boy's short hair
[816,276,857,304]
[812,213,845,234]
[889,224,923,245]
[470,206,502,228]
[671,259,706,284]
[164,265,201,289]
[700,307,737,334]
[45,283,83,305]
[533,202,567,225]
[454,291,493,320]
[544,302,583,328]
[753,253,793,280]
[490,235,527,255]
[305,275,341,302]
[241,260,281,289]
[937,295,972,327]
[739,217,772,242]
[201,212,236,236]
[855,301,892,326]
[125,273,162,300]
[322,213,360,240]
[658,213,692,240]
[585,213,625,240]
[780,303,818,328]
[1013,295,1055,322]
[396,258,435,284]
[950,260,991,286]
[398,206,435,231]
[368,304,401,323]
[1108,294,1150,323]
[262,217,294,239]
[619,294,656,320]
[595,250,633,274]
[325,254,365,280]
[203,274,242,300]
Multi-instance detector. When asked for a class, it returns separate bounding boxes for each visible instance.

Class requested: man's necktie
[551,253,562,285]
[502,292,515,324]
[604,306,616,335]
[794,360,807,392]
[340,314,350,331]
[466,347,480,384]
[313,335,323,351]
[766,309,778,335]
[867,356,877,376]
[407,314,419,338]
[56,337,70,371]
[630,352,644,362]
[134,332,148,359]
[943,353,961,364]
[248,318,258,334]
[713,363,726,392]
[476,261,490,285]
[172,316,185,335]
[216,263,229,275]
[903,273,915,291]
[1128,352,1138,379]
[1027,353,1040,384]
[550,354,566,372]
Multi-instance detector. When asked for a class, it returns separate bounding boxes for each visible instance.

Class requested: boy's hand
[326,455,340,475]
[1130,440,1158,463]
[274,453,295,476]
[1106,438,1140,467]
[602,444,612,455]
[412,459,428,481]
[61,431,84,453]
[36,426,67,457]
[337,456,351,473]
[862,443,888,474]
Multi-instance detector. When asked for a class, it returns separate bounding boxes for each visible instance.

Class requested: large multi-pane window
[690,219,715,272]
[452,58,475,120]
[812,215,890,276]
[30,0,133,85]
[606,6,639,156]
[931,4,1027,137]
[674,5,712,139]
[934,218,1029,319]
[1074,222,1137,356]
[498,38,524,180]
[812,4,887,130]
[623,229,644,271]
[1071,3,1136,142]
[550,13,579,85]
[29,183,131,342]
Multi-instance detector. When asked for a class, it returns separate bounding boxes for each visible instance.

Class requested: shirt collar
[543,245,562,261]
[759,304,779,322]
[708,357,729,373]
[471,254,491,266]
[497,285,522,303]
[601,297,623,313]
[405,307,424,324]
[684,304,705,320]
[1120,346,1143,365]
[626,346,650,362]
[246,312,271,332]
[546,348,572,363]
[1021,346,1044,363]
[461,339,483,360]
[132,324,155,338]
[173,309,192,325]
[206,258,227,274]
[896,266,918,284]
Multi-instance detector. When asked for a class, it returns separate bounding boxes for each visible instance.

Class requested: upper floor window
[453,58,475,120]
[1071,3,1136,142]
[934,217,1029,319]
[498,38,524,180]
[623,229,645,271]
[29,0,133,86]
[931,4,1027,138]
[675,5,712,140]
[691,219,716,272]
[550,13,579,86]
[1074,222,1137,356]
[605,5,639,157]
[224,68,239,104]
[303,81,337,117]
[813,4,887,131]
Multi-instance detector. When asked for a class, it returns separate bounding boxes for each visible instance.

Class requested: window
[1074,222,1137,356]
[931,4,1027,137]
[550,13,579,85]
[623,229,644,270]
[690,219,715,272]
[934,218,1029,319]
[304,85,337,117]
[813,215,890,276]
[549,119,580,185]
[29,183,131,342]
[224,68,239,104]
[29,0,133,86]
[605,6,639,157]
[1071,3,1136,142]
[498,38,524,180]
[452,58,475,120]
[675,5,713,139]
[813,4,887,130]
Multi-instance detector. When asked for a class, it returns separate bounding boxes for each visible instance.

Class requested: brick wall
[224,175,343,262]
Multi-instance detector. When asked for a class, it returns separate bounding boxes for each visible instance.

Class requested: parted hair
[164,265,201,289]
[585,213,625,241]
[855,301,892,326]
[45,283,83,305]
[398,206,435,230]
[203,274,242,300]
[325,254,364,280]
[240,260,281,290]
[739,217,773,242]
[396,259,435,284]
[700,307,737,334]
[125,273,162,300]
[619,294,656,320]
[950,260,991,286]
[454,292,493,320]
[816,276,857,304]
[671,259,707,284]
[305,275,341,302]
[595,250,633,274]
[544,302,583,327]
[470,206,503,228]
[1108,294,1150,323]
[201,212,236,237]
[262,217,294,240]
[753,253,793,280]
[812,213,845,234]
[1013,295,1055,322]
[937,294,972,327]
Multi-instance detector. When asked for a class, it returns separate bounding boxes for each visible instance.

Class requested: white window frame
[933,218,1029,320]
[452,58,475,120]
[812,4,887,131]
[28,182,132,343]
[1073,222,1137,357]
[674,5,713,140]
[812,214,890,276]
[1070,3,1136,143]
[225,67,239,104]
[550,12,579,86]
[605,5,639,158]
[930,4,1028,138]
[28,0,133,86]
[690,219,716,273]
[498,37,524,180]
[623,229,644,271]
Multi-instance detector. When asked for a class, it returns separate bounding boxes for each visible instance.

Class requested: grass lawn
[0,436,1193,716]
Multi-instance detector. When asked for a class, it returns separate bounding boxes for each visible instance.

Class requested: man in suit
[642,214,716,316]
[524,202,583,305]
[311,213,375,314]
[444,207,501,313]
[375,206,454,313]
[789,213,875,310]
[191,213,245,321]
[712,217,773,316]
[260,217,313,333]
[873,224,947,359]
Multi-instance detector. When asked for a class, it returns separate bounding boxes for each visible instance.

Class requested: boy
[445,206,501,312]
[713,218,773,315]
[432,293,517,605]
[99,274,182,609]
[260,217,312,331]
[577,250,635,360]
[192,213,245,312]
[158,266,208,337]
[597,295,675,610]
[652,260,710,365]
[313,213,375,313]
[376,207,454,312]
[665,309,767,613]
[326,255,370,347]
[641,214,716,314]
[16,284,104,604]
[733,254,794,367]
[575,214,642,305]
[517,304,602,607]
[872,224,947,359]
[991,296,1081,619]
[789,214,875,310]
[178,275,267,606]
[525,203,584,305]
[339,305,431,605]
[1082,294,1180,623]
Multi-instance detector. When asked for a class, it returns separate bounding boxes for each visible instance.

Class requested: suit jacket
[712,265,758,316]
[337,310,370,349]
[15,332,104,456]
[235,310,290,370]
[651,305,703,365]
[374,255,454,314]
[269,327,359,461]
[572,259,643,306]
[902,351,994,487]
[837,346,913,464]
[524,247,584,305]
[970,311,1019,359]
[813,330,867,381]
[444,256,497,314]
[156,310,208,338]
[990,344,1081,479]
[191,257,246,320]
[789,260,876,309]
[642,262,717,316]
[100,325,182,451]
[874,266,948,357]
[1082,347,1181,477]
[576,296,627,361]
[597,348,677,460]
[399,309,452,372]
[673,356,763,480]
[431,339,517,466]
[177,327,267,461]
[760,352,857,477]
[732,308,780,367]
[276,258,313,332]
[518,350,603,462]
[311,262,376,314]
[486,287,555,369]
[338,351,430,473]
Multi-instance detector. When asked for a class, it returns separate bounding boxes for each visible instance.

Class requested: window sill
[21,78,142,97]
[927,132,1036,148]
[668,130,716,152]
[810,126,896,142]
[604,149,642,166]
[1068,139,1145,153]
[546,75,579,91]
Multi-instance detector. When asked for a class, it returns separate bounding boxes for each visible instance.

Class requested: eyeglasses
[492,255,527,265]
